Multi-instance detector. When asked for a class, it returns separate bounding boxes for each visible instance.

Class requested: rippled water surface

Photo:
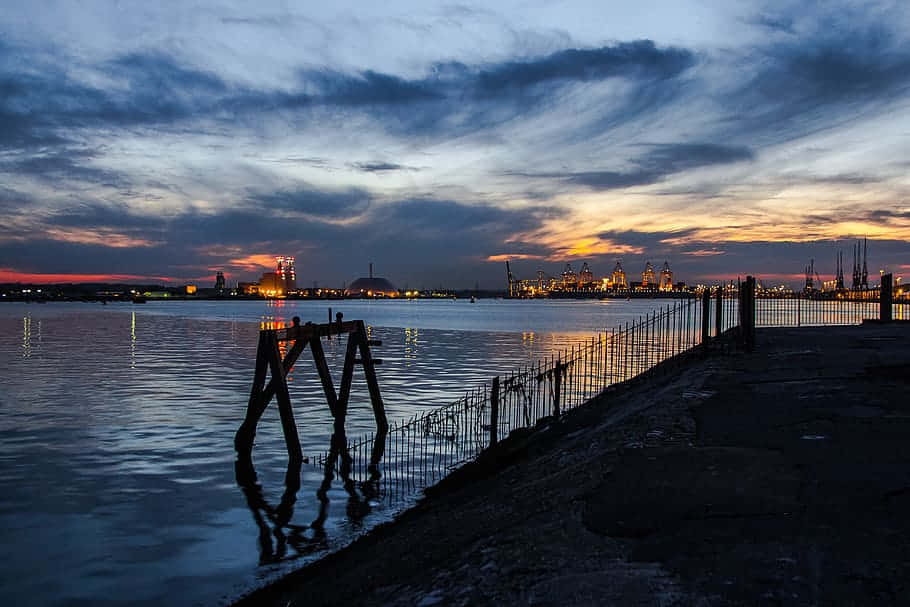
[0,298,674,605]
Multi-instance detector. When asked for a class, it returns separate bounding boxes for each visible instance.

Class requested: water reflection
[0,304,634,606]
[235,456,312,564]
[22,315,31,358]
[235,428,387,565]
[260,315,287,330]
[130,312,136,369]
[404,327,419,366]
[521,331,535,363]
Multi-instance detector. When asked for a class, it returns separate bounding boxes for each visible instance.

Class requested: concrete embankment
[235,324,910,606]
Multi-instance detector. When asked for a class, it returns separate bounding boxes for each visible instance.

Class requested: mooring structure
[235,313,388,462]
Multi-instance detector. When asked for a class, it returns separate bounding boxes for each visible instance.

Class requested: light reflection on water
[0,300,673,606]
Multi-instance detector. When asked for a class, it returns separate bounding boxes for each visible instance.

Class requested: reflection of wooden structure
[235,314,388,461]
[234,431,384,566]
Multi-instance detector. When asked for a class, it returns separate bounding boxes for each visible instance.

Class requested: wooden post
[309,333,339,418]
[490,376,500,446]
[881,273,893,322]
[357,320,389,432]
[369,426,387,478]
[266,331,303,461]
[235,332,271,453]
[236,315,388,462]
[246,339,306,425]
[235,317,308,454]
[335,329,360,433]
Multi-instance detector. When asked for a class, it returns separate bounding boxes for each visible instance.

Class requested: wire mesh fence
[314,292,741,501]
[753,293,910,326]
[313,276,905,503]
[305,274,907,514]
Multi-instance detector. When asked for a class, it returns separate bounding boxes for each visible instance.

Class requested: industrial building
[346,263,398,297]
[239,256,298,297]
[641,261,656,289]
[507,259,682,297]
[659,261,673,292]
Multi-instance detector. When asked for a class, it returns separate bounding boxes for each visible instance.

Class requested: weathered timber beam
[335,333,360,431]
[252,339,307,418]
[274,320,360,342]
[357,320,388,432]
[309,336,339,419]
[266,332,303,461]
[234,332,271,453]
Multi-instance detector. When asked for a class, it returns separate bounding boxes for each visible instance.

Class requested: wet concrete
[234,324,910,606]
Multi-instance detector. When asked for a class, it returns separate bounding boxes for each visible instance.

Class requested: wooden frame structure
[235,314,388,462]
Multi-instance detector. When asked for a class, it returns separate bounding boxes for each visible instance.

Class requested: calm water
[0,298,675,606]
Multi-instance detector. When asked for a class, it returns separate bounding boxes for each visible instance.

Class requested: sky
[2,0,910,289]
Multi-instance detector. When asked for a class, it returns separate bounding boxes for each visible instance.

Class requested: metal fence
[315,291,741,500]
[315,275,907,501]
[754,295,910,326]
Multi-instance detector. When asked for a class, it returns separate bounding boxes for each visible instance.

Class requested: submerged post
[356,320,389,433]
[881,273,893,322]
[266,330,303,461]
[490,376,500,446]
[235,315,386,462]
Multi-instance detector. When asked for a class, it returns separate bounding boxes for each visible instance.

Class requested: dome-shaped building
[346,264,398,297]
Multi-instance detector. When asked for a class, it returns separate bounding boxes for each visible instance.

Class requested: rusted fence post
[741,276,756,351]
[490,376,500,446]
[881,273,893,322]
[701,289,710,346]
[553,359,562,417]
[715,287,722,337]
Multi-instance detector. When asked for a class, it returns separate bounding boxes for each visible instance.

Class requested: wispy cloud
[552,143,755,190]
[2,1,910,288]
[351,161,418,173]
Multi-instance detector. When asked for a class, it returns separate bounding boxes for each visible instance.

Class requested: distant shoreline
[0,291,698,304]
[2,290,887,304]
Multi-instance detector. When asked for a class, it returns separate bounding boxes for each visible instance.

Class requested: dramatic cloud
[2,0,910,288]
[554,144,755,190]
[255,187,372,218]
[1,150,129,188]
[469,41,693,93]
[352,162,414,173]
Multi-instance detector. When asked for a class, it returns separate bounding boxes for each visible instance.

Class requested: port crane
[804,258,821,292]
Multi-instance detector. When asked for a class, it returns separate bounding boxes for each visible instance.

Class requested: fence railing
[315,273,904,502]
[754,298,910,326]
[315,290,741,500]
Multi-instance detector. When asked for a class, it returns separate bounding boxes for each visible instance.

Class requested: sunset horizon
[3,1,909,289]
